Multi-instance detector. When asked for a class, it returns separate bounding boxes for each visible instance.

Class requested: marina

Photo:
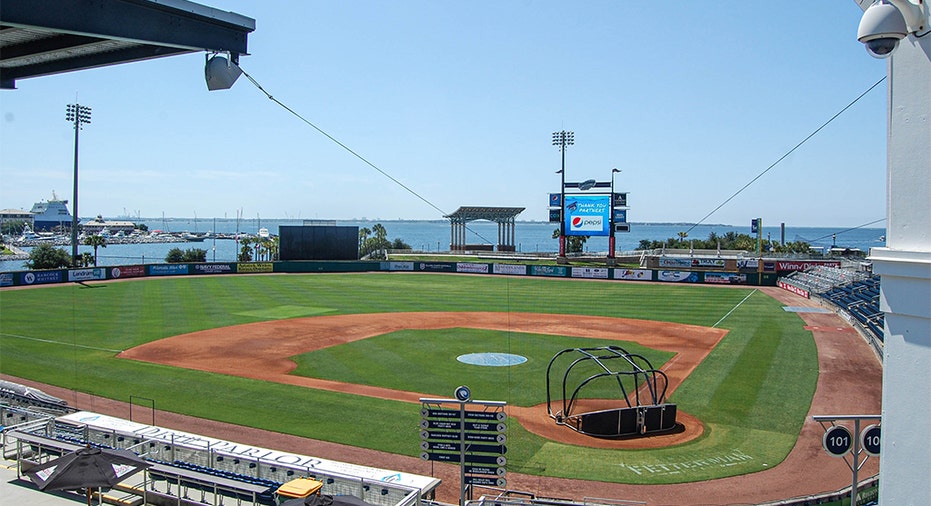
[1,216,886,273]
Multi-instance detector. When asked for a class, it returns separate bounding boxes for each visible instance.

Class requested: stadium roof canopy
[444,206,525,223]
[445,206,525,252]
[0,0,255,89]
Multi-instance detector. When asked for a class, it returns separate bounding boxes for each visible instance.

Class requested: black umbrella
[25,445,152,506]
[281,493,378,506]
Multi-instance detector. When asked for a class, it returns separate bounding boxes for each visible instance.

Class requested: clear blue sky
[0,1,887,227]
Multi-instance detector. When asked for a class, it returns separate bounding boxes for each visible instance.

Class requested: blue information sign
[564,195,610,237]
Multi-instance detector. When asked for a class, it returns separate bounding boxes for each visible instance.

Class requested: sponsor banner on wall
[614,268,652,281]
[705,272,748,284]
[237,262,273,273]
[493,264,526,276]
[21,270,64,285]
[68,268,107,282]
[530,265,567,277]
[457,263,490,274]
[657,271,700,283]
[148,264,189,276]
[564,195,610,237]
[383,261,414,271]
[737,259,760,269]
[419,262,455,272]
[110,265,145,279]
[773,260,842,272]
[659,257,693,268]
[0,273,13,286]
[193,263,235,275]
[693,258,726,268]
[778,280,810,298]
[571,267,609,279]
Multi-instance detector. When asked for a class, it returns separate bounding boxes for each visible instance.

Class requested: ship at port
[29,192,74,232]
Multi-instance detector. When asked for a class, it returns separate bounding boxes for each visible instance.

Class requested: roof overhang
[445,206,526,223]
[0,0,255,89]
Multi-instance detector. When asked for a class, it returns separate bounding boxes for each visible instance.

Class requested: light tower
[552,130,574,261]
[65,103,91,266]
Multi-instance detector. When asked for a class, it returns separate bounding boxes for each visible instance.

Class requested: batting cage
[545,346,678,438]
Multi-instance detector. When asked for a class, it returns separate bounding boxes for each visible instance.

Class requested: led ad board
[564,195,610,236]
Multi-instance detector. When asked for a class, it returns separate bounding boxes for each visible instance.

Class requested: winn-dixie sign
[771,260,841,272]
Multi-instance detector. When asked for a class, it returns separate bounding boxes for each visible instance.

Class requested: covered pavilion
[444,206,524,252]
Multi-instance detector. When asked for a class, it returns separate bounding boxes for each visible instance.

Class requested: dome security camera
[858,0,909,58]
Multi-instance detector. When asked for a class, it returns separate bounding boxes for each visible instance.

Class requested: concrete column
[871,24,931,505]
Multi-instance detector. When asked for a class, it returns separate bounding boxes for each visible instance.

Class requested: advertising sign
[613,209,627,223]
[68,268,106,282]
[493,264,526,276]
[110,265,146,279]
[571,267,609,279]
[457,263,489,274]
[193,263,234,275]
[149,264,189,276]
[549,193,562,207]
[657,271,699,283]
[705,272,748,284]
[613,193,628,207]
[564,195,610,237]
[548,208,561,223]
[614,269,652,281]
[21,270,64,285]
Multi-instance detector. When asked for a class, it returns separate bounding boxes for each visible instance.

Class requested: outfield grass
[291,328,675,406]
[0,273,817,484]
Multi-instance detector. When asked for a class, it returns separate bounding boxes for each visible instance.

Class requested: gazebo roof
[445,206,525,222]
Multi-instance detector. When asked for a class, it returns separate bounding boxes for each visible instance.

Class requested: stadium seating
[780,267,883,343]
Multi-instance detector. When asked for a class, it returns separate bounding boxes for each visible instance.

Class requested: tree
[552,228,588,253]
[24,244,72,270]
[165,248,185,263]
[82,234,108,266]
[391,238,412,250]
[238,237,254,262]
[165,248,207,263]
[78,252,95,267]
[182,248,207,262]
[359,223,393,259]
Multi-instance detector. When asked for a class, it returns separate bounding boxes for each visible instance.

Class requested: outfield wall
[0,259,781,288]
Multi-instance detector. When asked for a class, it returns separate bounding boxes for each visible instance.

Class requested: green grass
[291,328,674,406]
[0,273,817,484]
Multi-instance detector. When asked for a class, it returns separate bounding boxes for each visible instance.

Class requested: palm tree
[82,234,108,266]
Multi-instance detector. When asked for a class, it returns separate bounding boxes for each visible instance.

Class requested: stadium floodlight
[66,103,91,266]
[552,130,574,260]
[205,52,243,91]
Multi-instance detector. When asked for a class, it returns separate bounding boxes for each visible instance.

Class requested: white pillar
[871,24,931,505]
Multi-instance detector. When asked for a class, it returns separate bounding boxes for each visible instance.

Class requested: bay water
[1,219,886,272]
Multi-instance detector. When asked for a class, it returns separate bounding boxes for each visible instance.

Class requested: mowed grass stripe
[0,273,816,484]
[292,328,674,406]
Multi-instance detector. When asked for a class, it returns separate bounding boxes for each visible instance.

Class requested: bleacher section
[779,266,884,344]
[821,276,884,342]
[3,410,432,506]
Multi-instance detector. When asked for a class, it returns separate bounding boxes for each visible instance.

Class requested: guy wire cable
[236,64,496,245]
[684,76,887,237]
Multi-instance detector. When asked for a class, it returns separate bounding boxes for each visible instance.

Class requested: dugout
[279,225,359,261]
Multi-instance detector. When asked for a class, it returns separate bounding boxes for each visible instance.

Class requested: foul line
[0,332,123,354]
[713,289,757,328]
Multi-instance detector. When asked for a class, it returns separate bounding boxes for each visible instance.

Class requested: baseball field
[0,271,876,499]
